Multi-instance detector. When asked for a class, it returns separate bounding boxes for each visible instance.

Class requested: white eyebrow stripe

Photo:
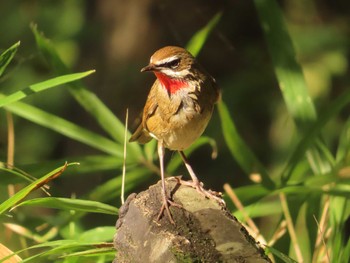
[160,68,190,77]
[155,55,179,66]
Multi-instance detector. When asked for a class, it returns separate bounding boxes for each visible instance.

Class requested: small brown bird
[130,46,220,224]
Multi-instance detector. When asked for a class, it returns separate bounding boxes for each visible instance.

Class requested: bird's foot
[157,196,182,225]
[174,177,225,205]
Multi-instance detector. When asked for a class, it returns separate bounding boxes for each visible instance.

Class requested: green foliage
[0,1,349,262]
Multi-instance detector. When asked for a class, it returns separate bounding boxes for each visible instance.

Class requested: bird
[129,46,220,224]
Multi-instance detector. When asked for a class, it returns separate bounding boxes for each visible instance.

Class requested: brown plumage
[130,46,219,149]
[130,46,220,224]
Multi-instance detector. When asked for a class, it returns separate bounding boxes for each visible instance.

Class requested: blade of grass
[336,116,350,162]
[0,41,20,77]
[59,247,115,259]
[30,25,141,155]
[281,86,350,183]
[78,227,115,242]
[0,164,37,185]
[0,71,95,108]
[0,163,76,215]
[21,155,126,177]
[186,12,222,57]
[224,183,260,236]
[254,0,332,178]
[4,223,58,243]
[0,240,110,263]
[218,100,275,188]
[13,197,118,215]
[266,246,298,263]
[254,0,316,126]
[232,184,271,204]
[166,136,217,174]
[1,97,122,156]
[279,193,303,262]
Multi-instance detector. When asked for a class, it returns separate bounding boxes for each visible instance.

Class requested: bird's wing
[129,81,159,144]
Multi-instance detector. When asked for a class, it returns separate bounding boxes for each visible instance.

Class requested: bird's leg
[157,140,176,224]
[178,151,223,203]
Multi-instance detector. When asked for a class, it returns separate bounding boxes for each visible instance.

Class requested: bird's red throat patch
[155,72,187,94]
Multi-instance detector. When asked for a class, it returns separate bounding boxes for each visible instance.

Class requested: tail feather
[129,124,152,144]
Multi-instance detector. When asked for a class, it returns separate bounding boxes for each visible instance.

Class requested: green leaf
[60,247,115,259]
[14,197,118,215]
[31,24,142,158]
[0,163,36,185]
[78,226,115,242]
[0,70,95,108]
[186,12,222,57]
[166,136,217,174]
[281,87,350,182]
[233,199,282,220]
[0,240,111,263]
[20,155,126,178]
[89,168,152,202]
[218,100,275,188]
[336,116,350,162]
[254,0,316,126]
[254,0,332,177]
[0,163,76,215]
[266,246,298,263]
[0,41,20,77]
[230,184,271,204]
[2,98,122,156]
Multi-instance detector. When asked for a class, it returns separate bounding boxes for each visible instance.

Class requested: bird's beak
[141,64,157,72]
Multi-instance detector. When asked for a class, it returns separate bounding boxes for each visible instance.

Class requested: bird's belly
[162,109,212,151]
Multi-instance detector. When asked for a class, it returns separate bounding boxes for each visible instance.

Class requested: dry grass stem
[267,220,287,247]
[121,109,129,205]
[224,183,260,237]
[6,112,15,199]
[312,196,330,263]
[279,192,303,263]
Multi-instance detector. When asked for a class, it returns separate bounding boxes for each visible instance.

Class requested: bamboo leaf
[1,97,122,156]
[59,247,115,259]
[0,71,95,108]
[254,0,332,178]
[0,163,76,215]
[14,197,118,215]
[186,12,222,57]
[78,227,115,242]
[0,41,20,77]
[218,100,275,188]
[166,136,218,174]
[254,0,316,126]
[0,240,110,263]
[266,246,298,263]
[30,24,140,158]
[281,87,350,182]
[336,116,350,162]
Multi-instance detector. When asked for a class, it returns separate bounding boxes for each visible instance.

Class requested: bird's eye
[166,59,180,69]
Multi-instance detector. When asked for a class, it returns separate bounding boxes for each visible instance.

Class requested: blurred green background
[1,0,348,192]
[0,0,349,262]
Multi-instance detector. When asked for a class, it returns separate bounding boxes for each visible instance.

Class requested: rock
[113,178,271,263]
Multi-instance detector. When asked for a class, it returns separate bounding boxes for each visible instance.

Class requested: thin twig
[267,220,287,247]
[279,192,303,262]
[121,109,129,204]
[312,196,330,263]
[6,112,15,197]
[224,183,260,237]
[6,111,14,166]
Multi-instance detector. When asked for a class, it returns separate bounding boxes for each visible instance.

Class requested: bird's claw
[157,197,182,225]
[176,178,225,205]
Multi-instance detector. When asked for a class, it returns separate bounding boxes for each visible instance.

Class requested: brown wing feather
[129,81,159,144]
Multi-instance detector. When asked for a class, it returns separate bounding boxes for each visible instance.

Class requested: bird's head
[141,46,196,94]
